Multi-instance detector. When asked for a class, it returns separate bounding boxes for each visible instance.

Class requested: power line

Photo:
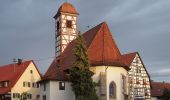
[21,56,56,62]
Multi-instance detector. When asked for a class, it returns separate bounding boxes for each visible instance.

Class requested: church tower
[54,2,79,57]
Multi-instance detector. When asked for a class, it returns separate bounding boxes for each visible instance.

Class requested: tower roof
[58,2,78,14]
[54,2,78,18]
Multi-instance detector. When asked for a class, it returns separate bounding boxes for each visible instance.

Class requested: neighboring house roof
[151,81,170,97]
[121,52,137,66]
[42,22,133,81]
[0,60,39,94]
[54,2,78,18]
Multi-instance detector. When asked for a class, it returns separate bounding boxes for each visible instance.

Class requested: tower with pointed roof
[54,2,79,57]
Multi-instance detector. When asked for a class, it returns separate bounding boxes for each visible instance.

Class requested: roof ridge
[0,60,32,68]
[122,52,138,56]
[82,22,104,37]
[102,22,121,57]
[85,22,105,49]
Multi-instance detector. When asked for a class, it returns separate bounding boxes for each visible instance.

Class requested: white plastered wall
[91,66,128,100]
[11,62,41,100]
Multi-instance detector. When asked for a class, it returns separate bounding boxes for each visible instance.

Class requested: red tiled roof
[121,52,137,66]
[151,82,170,97]
[42,22,131,81]
[0,61,32,94]
[54,2,78,18]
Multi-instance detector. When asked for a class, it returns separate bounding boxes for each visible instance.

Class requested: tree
[20,92,27,100]
[161,88,170,100]
[72,34,90,70]
[70,34,98,100]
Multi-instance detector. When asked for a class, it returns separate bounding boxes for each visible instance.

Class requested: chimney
[17,59,22,65]
[13,58,17,72]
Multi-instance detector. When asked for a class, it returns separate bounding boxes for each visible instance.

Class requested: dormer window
[66,20,72,28]
[0,82,3,87]
[4,81,9,87]
[0,81,9,88]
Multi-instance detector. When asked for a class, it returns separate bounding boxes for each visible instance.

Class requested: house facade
[122,53,151,99]
[0,60,41,100]
[40,2,151,100]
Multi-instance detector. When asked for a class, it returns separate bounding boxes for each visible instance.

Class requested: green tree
[70,34,98,100]
[20,92,27,100]
[161,88,170,100]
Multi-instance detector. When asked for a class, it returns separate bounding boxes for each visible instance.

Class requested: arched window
[109,81,116,98]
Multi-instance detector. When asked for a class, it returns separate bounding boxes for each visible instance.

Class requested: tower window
[57,21,60,30]
[66,20,72,28]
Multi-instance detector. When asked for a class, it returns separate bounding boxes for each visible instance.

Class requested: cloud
[150,68,170,80]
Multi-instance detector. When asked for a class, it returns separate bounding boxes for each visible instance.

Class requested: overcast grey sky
[0,0,170,82]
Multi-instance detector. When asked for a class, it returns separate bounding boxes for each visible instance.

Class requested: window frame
[43,83,46,91]
[57,21,60,30]
[30,70,33,74]
[43,95,46,100]
[66,20,72,28]
[109,81,116,98]
[59,81,65,90]
[28,82,31,87]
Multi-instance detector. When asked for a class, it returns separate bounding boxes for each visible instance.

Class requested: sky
[0,0,170,82]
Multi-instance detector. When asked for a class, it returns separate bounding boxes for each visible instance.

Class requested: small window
[13,93,16,98]
[4,81,9,87]
[57,21,60,30]
[23,82,25,87]
[66,20,72,28]
[30,70,33,74]
[28,82,31,87]
[0,82,3,87]
[37,95,40,99]
[27,93,32,99]
[13,93,20,98]
[59,82,65,90]
[43,83,46,91]
[37,83,39,88]
[43,95,46,100]
[32,83,35,87]
[109,81,116,98]
[17,93,20,98]
[122,75,126,91]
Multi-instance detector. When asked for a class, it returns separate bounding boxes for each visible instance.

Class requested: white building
[40,2,151,100]
[0,60,41,100]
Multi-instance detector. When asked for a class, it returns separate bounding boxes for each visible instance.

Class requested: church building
[40,2,151,100]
